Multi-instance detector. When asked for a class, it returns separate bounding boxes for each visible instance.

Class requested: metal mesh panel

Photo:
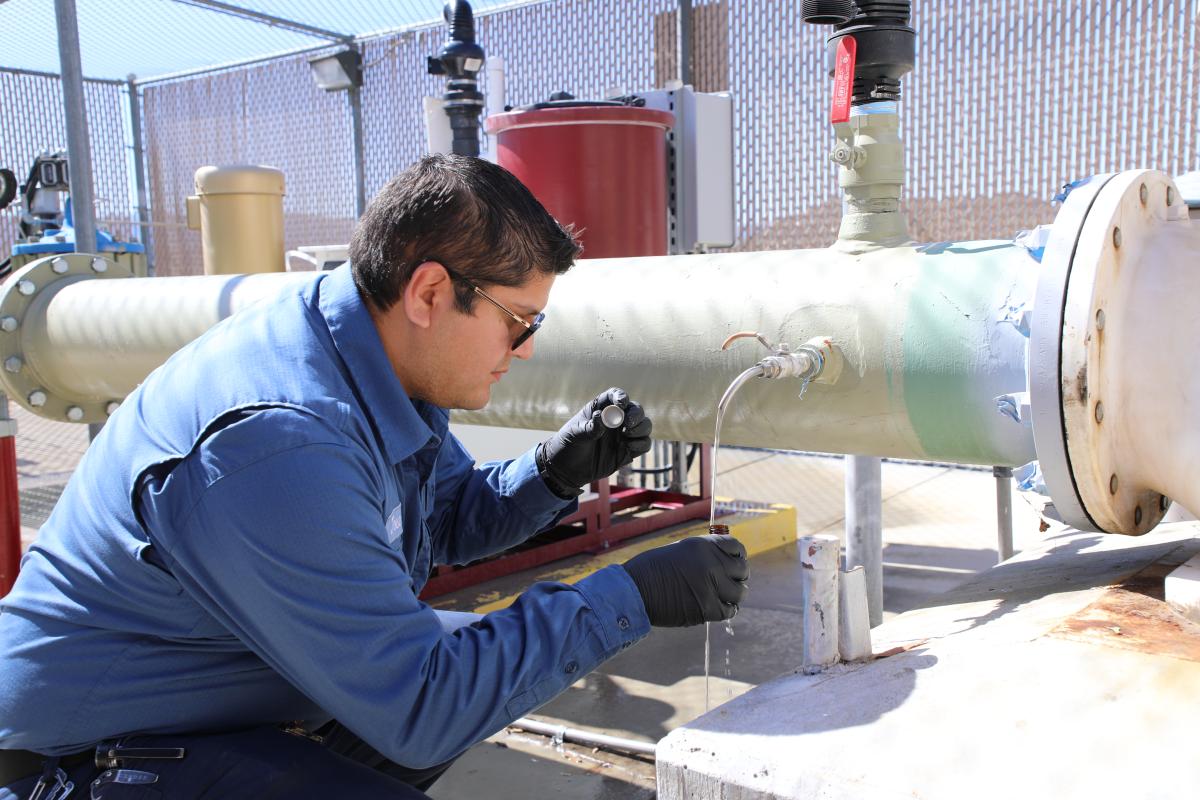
[142,56,357,276]
[733,0,1200,249]
[133,0,1200,273]
[0,69,136,262]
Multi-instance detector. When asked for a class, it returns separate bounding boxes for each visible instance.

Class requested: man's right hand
[620,535,749,627]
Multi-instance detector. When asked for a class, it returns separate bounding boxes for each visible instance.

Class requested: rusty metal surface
[1049,544,1200,662]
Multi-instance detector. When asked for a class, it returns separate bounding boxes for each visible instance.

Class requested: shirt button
[617,616,630,630]
[565,661,579,674]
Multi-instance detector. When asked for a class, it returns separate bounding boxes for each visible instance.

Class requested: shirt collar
[318,264,446,464]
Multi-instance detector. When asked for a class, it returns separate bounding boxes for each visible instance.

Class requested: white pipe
[844,454,882,626]
[799,534,840,672]
[0,245,1039,465]
[509,717,657,758]
[461,244,1037,466]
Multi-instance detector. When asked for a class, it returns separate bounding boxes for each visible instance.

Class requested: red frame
[420,445,711,599]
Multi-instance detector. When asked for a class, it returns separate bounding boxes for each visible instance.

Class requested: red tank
[485,104,674,259]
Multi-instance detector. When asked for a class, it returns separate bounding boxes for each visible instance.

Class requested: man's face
[425,270,556,411]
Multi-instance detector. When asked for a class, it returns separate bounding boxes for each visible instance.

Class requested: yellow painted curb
[461,502,797,614]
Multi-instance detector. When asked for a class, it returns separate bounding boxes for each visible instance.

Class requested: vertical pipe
[799,534,840,672]
[348,80,367,218]
[126,76,152,271]
[0,396,20,596]
[677,0,692,86]
[838,565,873,661]
[994,465,1014,562]
[671,441,687,493]
[844,454,883,626]
[54,0,97,254]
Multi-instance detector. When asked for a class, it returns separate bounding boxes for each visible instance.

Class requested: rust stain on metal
[1049,586,1200,663]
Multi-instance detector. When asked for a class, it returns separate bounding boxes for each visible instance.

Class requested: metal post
[994,465,1014,562]
[348,81,367,218]
[54,0,97,254]
[677,0,693,86]
[799,534,839,672]
[844,454,883,626]
[0,395,20,596]
[125,76,152,271]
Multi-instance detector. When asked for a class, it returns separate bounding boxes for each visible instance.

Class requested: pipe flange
[0,253,133,423]
[1056,170,1187,534]
[1031,173,1116,532]
[1032,170,1190,532]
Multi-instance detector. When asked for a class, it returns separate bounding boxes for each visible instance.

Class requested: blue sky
[0,0,535,82]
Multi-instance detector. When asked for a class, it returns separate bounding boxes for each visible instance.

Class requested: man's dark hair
[350,154,580,313]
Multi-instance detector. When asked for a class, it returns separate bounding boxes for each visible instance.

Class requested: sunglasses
[442,266,545,351]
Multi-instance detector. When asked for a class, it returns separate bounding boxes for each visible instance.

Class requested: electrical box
[640,86,735,254]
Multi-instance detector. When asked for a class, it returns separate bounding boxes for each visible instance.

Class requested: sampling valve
[721,331,844,395]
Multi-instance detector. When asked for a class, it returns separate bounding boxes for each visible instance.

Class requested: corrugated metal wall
[3,1,1198,276]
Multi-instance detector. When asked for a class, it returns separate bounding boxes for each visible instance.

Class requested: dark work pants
[0,723,453,799]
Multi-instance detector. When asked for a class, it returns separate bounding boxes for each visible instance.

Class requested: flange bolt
[3,356,22,374]
[51,258,69,274]
[105,401,121,416]
[66,406,84,422]
[91,258,107,273]
[0,317,17,333]
[27,390,47,407]
[17,280,36,296]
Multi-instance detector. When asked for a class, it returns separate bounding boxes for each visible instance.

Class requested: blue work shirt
[0,265,650,768]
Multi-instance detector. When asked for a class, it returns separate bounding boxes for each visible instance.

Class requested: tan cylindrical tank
[186,165,285,275]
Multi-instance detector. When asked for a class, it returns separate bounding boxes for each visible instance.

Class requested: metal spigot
[721,331,836,398]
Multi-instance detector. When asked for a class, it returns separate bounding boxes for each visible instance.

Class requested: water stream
[703,364,765,712]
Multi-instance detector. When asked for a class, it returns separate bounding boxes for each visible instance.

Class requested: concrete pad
[657,523,1200,800]
[1165,553,1200,624]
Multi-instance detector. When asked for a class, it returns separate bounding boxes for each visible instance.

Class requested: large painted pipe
[1,171,1197,535]
[0,242,1035,464]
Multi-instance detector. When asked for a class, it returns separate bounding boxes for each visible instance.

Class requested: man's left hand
[537,387,653,498]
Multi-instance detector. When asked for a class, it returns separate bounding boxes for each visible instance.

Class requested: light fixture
[307,48,362,92]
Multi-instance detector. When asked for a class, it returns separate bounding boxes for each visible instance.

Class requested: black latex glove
[620,534,749,627]
[536,388,653,499]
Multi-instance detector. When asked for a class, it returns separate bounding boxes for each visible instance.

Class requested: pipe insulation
[0,244,1037,465]
[0,256,315,423]
[464,242,1038,467]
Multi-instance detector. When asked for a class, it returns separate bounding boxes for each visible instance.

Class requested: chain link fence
[3,1,1198,277]
[0,69,137,265]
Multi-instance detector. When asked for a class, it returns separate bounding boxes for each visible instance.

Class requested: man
[0,155,748,799]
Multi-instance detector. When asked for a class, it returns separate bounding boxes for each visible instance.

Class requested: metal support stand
[348,75,367,218]
[54,0,97,254]
[125,77,152,271]
[844,454,883,627]
[994,465,1014,562]
[0,395,20,596]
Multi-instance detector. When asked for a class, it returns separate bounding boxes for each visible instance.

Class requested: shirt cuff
[572,564,652,653]
[506,447,578,528]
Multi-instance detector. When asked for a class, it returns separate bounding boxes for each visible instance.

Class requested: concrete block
[1165,553,1200,624]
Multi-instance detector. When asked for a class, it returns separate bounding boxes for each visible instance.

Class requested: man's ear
[402,261,453,330]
